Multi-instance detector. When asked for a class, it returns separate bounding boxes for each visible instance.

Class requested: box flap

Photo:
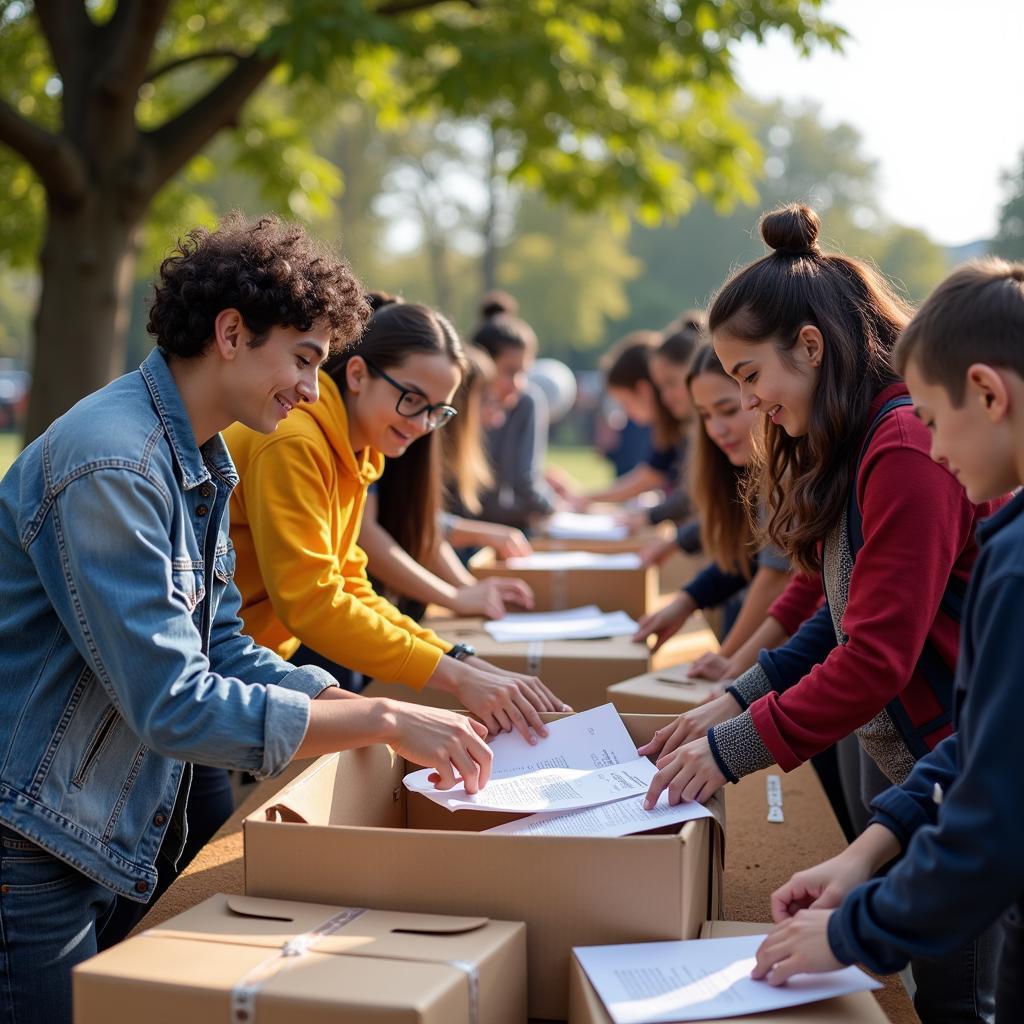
[699,920,768,939]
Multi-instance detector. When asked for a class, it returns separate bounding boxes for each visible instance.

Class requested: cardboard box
[243,713,725,1021]
[74,893,526,1024]
[532,521,670,555]
[366,616,651,712]
[568,920,888,1023]
[649,613,720,671]
[468,548,657,620]
[608,662,724,714]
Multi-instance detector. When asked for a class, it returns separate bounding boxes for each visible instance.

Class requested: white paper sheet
[409,756,657,813]
[484,605,639,643]
[405,703,640,792]
[543,511,629,541]
[503,550,642,571]
[574,936,882,1023]
[482,790,713,837]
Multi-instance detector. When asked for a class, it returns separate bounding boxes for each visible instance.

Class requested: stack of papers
[574,936,882,1022]
[543,512,629,541]
[484,605,639,643]
[504,551,641,571]
[403,705,713,834]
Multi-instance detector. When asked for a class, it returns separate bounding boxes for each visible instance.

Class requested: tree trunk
[24,194,141,443]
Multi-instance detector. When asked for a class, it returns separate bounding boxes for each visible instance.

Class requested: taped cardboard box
[243,713,724,1021]
[568,921,888,1024]
[468,548,658,620]
[365,616,651,712]
[608,662,723,715]
[74,893,526,1024]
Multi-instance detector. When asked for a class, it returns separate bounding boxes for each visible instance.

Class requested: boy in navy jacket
[751,259,1024,1021]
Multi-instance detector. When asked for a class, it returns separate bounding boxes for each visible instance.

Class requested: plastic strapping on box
[359,955,480,1024]
[551,569,569,609]
[766,773,784,823]
[229,906,366,1023]
[526,641,544,674]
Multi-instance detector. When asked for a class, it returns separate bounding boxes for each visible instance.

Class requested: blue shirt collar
[976,487,1024,545]
[139,348,238,491]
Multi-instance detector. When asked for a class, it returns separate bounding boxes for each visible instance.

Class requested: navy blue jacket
[829,488,1024,972]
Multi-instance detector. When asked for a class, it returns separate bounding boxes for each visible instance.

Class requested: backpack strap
[845,394,956,758]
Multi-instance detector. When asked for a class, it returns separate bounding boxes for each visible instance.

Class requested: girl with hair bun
[225,292,568,745]
[640,204,1005,1024]
[471,292,557,529]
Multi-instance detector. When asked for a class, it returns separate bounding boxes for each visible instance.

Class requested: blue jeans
[0,826,117,1024]
[0,765,234,1024]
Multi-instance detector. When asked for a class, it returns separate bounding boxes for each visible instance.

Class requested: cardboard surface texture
[365,616,651,712]
[469,548,657,620]
[608,663,723,714]
[74,893,525,1024]
[568,921,889,1024]
[243,713,724,1021]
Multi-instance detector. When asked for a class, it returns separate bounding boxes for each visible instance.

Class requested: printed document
[543,511,629,540]
[484,605,639,643]
[574,936,881,1023]
[504,550,641,571]
[405,704,657,812]
[483,791,713,837]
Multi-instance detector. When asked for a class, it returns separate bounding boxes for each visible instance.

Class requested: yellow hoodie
[223,371,451,687]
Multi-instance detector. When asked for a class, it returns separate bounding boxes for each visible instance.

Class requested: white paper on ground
[409,756,657,813]
[503,550,642,571]
[543,511,629,541]
[484,605,639,643]
[482,790,713,837]
[405,703,641,791]
[574,935,882,1023]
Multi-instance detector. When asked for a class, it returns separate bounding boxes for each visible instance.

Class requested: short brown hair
[149,213,369,358]
[601,329,681,448]
[894,259,1024,406]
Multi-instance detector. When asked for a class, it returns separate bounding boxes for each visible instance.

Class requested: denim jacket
[0,349,336,900]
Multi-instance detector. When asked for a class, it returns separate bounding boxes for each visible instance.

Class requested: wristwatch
[445,643,476,661]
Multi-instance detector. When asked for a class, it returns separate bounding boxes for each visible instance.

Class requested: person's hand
[688,651,735,682]
[490,526,532,560]
[616,508,651,534]
[377,700,493,794]
[429,657,560,743]
[450,578,534,618]
[642,734,726,808]
[465,655,573,712]
[569,493,591,513]
[638,537,678,569]
[770,851,877,922]
[637,692,741,760]
[751,910,842,985]
[633,592,697,652]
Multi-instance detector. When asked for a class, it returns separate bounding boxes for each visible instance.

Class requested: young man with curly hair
[0,215,495,1024]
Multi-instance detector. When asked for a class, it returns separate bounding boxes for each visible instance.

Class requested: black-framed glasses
[363,357,458,430]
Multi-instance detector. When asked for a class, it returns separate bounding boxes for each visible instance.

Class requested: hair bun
[760,204,821,257]
[367,290,401,313]
[479,289,519,319]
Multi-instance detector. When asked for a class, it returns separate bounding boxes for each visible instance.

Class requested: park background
[2,0,1024,480]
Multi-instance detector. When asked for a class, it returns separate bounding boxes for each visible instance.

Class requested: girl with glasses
[224,294,568,742]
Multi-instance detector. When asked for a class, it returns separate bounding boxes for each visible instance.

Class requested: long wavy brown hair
[708,204,910,573]
[686,345,754,578]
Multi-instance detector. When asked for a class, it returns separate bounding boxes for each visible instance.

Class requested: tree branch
[145,49,245,83]
[0,96,87,204]
[32,0,95,82]
[142,51,278,196]
[98,0,173,99]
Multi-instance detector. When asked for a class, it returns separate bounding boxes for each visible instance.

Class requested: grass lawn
[546,443,614,491]
[0,433,19,476]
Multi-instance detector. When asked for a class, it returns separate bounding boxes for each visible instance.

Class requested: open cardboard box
[243,713,725,1021]
[74,893,526,1024]
[468,548,658,620]
[365,616,651,712]
[568,921,888,1024]
[608,662,724,714]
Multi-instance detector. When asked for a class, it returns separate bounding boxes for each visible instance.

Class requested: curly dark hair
[147,213,370,358]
